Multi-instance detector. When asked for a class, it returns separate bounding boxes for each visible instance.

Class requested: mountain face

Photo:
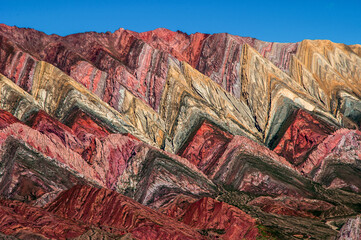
[0,24,361,239]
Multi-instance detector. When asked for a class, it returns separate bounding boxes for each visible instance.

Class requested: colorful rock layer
[0,24,361,239]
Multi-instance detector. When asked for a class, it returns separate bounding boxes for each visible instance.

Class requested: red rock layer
[0,35,38,93]
[158,194,198,219]
[68,110,111,143]
[135,29,298,98]
[208,135,303,197]
[26,110,132,168]
[27,110,84,155]
[0,119,103,189]
[274,109,336,168]
[99,134,140,189]
[248,196,334,219]
[135,28,209,68]
[1,24,359,239]
[178,120,301,198]
[180,197,259,239]
[0,26,171,111]
[0,110,216,207]
[144,193,259,239]
[0,199,87,239]
[179,120,233,175]
[0,25,299,112]
[45,185,205,240]
[0,109,20,129]
[304,129,361,175]
[304,129,361,192]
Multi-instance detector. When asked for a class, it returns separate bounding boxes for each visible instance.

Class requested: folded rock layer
[0,24,360,239]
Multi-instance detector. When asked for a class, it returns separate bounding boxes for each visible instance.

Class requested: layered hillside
[0,24,360,239]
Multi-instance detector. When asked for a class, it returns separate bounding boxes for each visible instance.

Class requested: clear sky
[1,0,360,44]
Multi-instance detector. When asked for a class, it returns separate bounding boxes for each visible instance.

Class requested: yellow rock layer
[0,74,39,120]
[295,40,361,115]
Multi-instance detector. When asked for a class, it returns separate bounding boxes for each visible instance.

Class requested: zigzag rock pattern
[0,24,361,239]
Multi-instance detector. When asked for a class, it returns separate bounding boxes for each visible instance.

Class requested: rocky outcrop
[0,198,87,239]
[0,110,20,129]
[160,195,260,239]
[177,197,259,239]
[305,129,361,193]
[1,23,361,239]
[337,215,361,240]
[0,108,216,207]
[0,135,97,202]
[45,185,206,240]
[248,196,334,219]
[204,135,302,197]
[178,120,233,175]
[27,110,85,155]
[274,109,336,167]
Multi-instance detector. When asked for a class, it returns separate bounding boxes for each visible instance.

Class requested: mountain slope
[0,24,360,239]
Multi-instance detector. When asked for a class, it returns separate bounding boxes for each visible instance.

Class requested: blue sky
[1,0,360,44]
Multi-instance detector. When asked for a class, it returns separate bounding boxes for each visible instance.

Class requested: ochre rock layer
[0,24,361,239]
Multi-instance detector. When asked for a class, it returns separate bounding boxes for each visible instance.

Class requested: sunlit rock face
[0,24,361,239]
[337,215,361,240]
[273,109,337,167]
[248,196,334,219]
[178,120,234,174]
[44,185,208,240]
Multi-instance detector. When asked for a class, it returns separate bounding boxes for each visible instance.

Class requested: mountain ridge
[0,23,361,239]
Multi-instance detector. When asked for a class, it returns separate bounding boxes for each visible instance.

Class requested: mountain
[0,23,361,239]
